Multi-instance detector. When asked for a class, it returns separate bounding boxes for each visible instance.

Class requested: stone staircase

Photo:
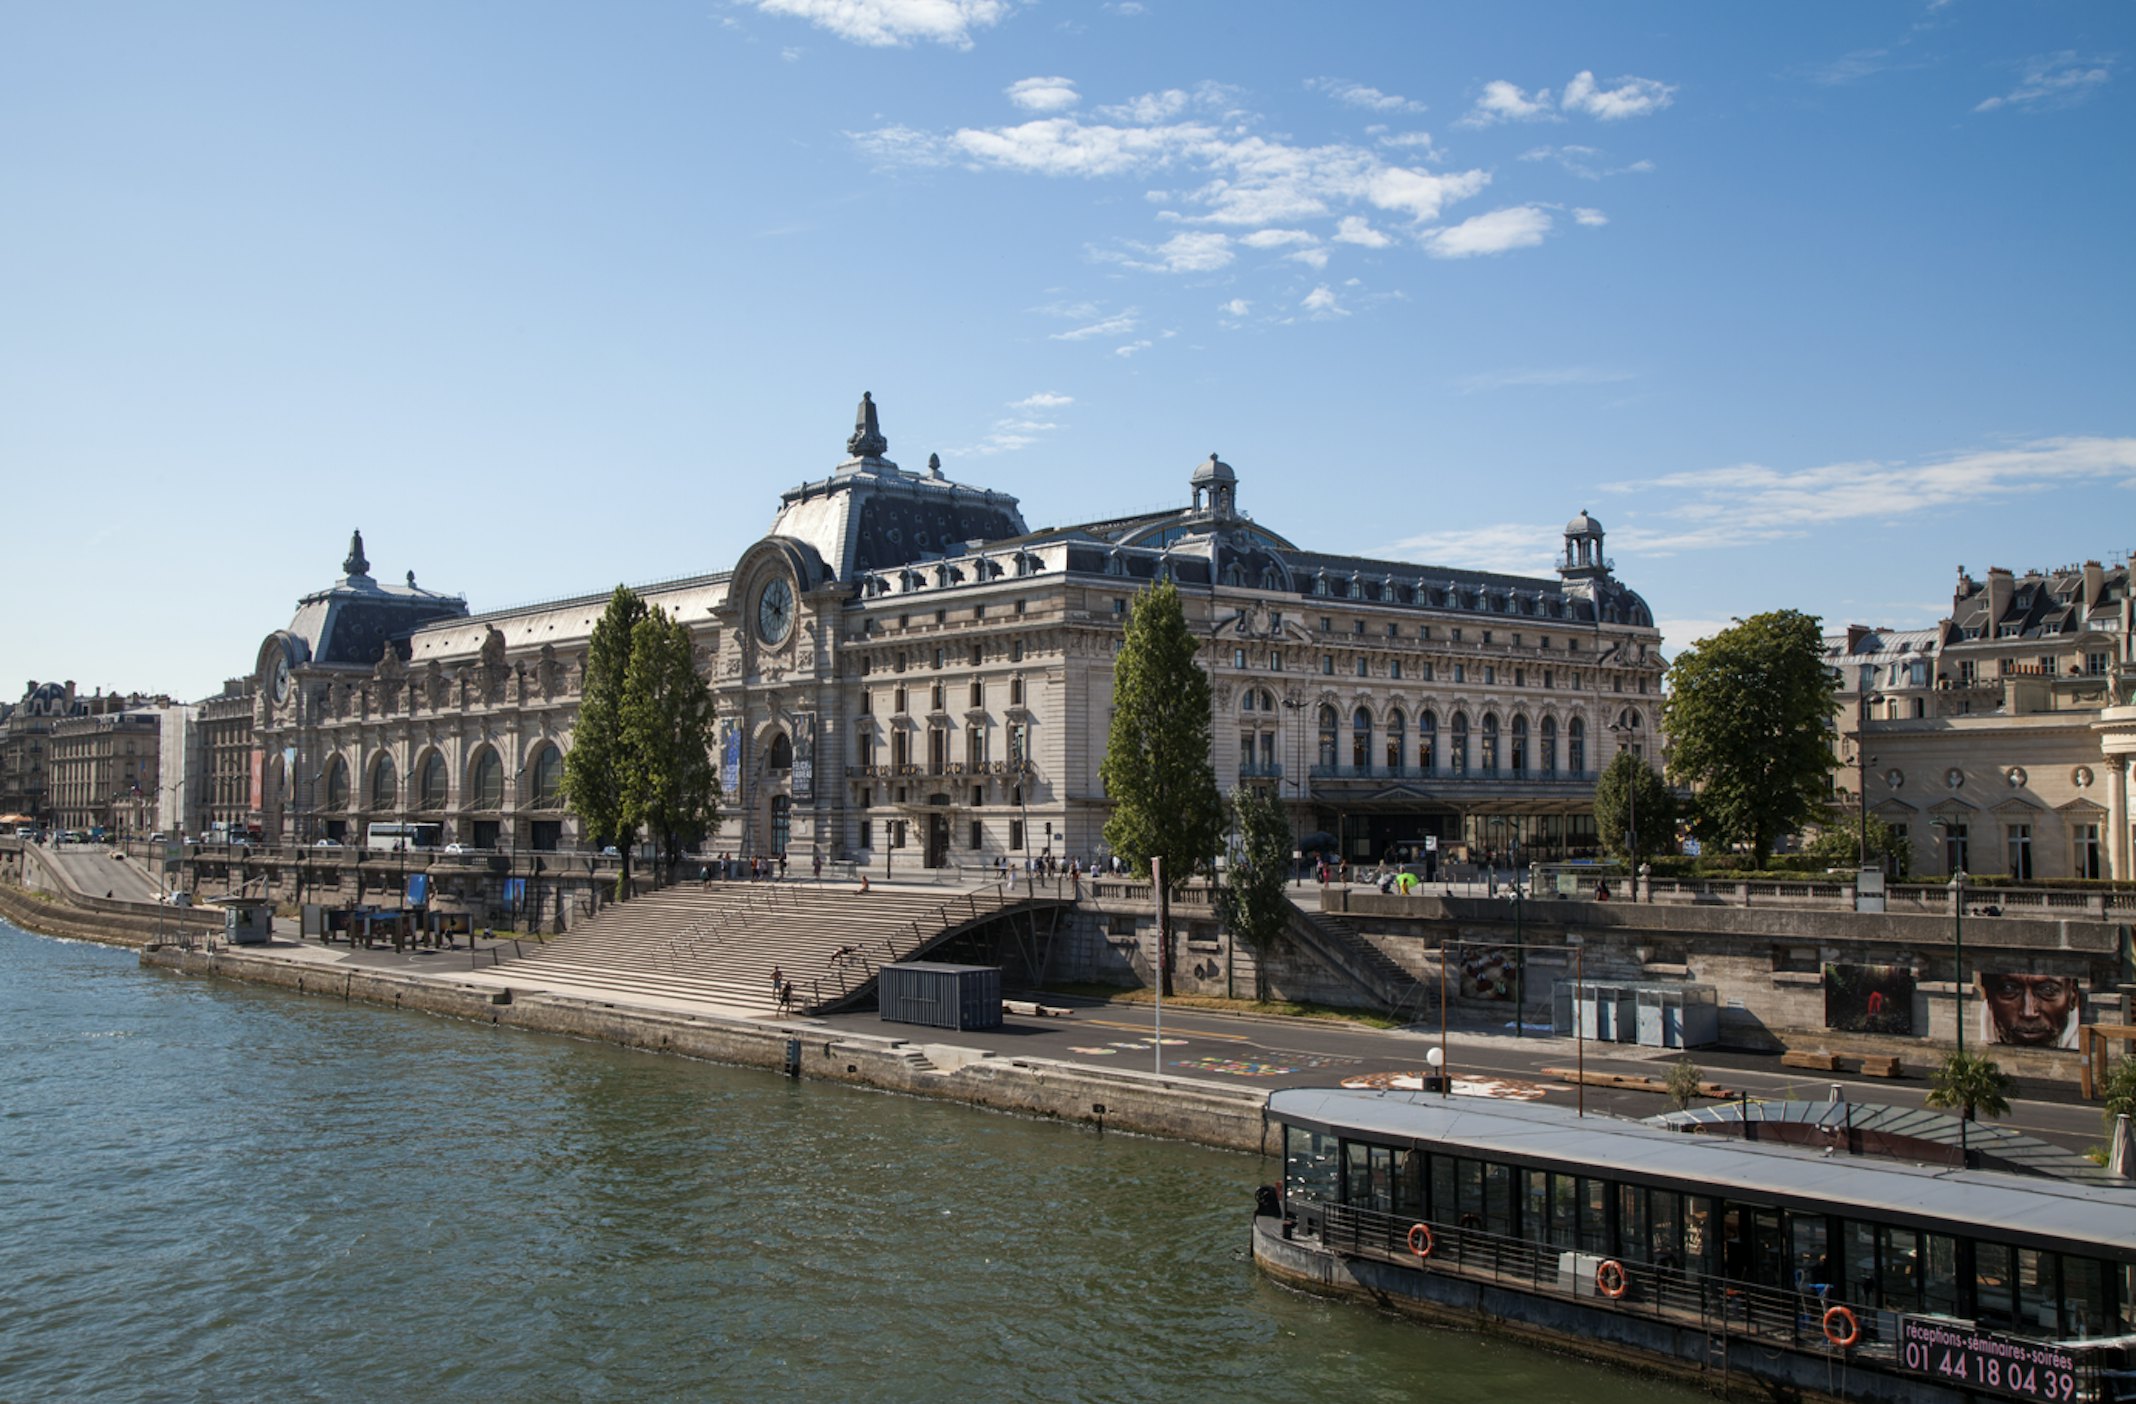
[496,880,1056,1014]
[1285,901,1436,1021]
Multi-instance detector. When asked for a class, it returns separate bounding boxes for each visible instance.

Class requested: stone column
[2109,754,2129,882]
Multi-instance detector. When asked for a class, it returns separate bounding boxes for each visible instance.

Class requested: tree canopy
[619,606,721,877]
[1100,580,1224,995]
[1662,610,1837,868]
[563,585,647,865]
[1593,750,1675,868]
[1926,1049,2014,1123]
[1221,780,1293,1003]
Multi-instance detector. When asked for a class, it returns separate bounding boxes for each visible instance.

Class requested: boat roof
[1268,1087,2136,1259]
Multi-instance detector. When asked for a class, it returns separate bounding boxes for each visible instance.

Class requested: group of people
[700,851,831,883]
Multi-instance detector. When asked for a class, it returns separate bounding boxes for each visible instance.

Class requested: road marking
[1085,1017,1249,1043]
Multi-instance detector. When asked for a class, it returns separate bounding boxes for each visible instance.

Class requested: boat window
[1790,1215,1830,1292]
[1619,1185,1648,1265]
[1344,1144,1395,1213]
[1395,1149,1426,1218]
[1684,1197,1717,1276]
[1649,1191,1682,1268]
[1922,1234,1960,1319]
[1432,1155,1456,1222]
[2018,1249,2053,1332]
[1283,1126,1340,1204]
[1483,1161,1514,1237]
[1579,1178,1609,1254]
[1976,1241,2019,1331]
[1842,1218,1879,1306]
[1877,1226,1921,1312]
[2063,1255,2107,1340]
[1549,1174,1579,1250]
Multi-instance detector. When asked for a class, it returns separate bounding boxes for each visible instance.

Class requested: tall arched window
[324,756,350,811]
[1541,717,1558,776]
[769,733,794,771]
[1450,711,1470,775]
[1351,707,1372,769]
[1418,710,1436,773]
[1569,717,1586,775]
[528,746,564,808]
[417,752,448,810]
[1481,713,1500,774]
[469,749,503,810]
[1511,715,1529,776]
[370,754,398,811]
[1385,708,1405,772]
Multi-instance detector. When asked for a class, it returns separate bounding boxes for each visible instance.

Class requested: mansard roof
[283,533,469,668]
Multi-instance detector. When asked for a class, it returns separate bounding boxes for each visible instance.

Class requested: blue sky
[3,1,2130,702]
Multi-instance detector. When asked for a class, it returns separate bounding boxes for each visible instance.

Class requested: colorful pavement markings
[1339,1069,1554,1101]
[1065,1037,1190,1056]
[1173,1050,1364,1078]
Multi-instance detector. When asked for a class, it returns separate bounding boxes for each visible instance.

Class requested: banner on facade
[721,726,741,797]
[1823,962,1915,1036]
[791,712,815,801]
[1977,972,2082,1049]
[405,873,429,906]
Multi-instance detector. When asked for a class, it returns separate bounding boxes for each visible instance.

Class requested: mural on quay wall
[1460,948,1517,1001]
[1824,963,1916,1036]
[1978,972,2083,1049]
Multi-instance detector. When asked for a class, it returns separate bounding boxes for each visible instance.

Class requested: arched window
[417,752,448,811]
[469,749,503,810]
[1317,704,1338,770]
[1450,711,1469,776]
[528,746,564,808]
[370,755,398,811]
[1240,690,1256,714]
[324,756,350,811]
[1418,710,1437,773]
[1257,689,1275,712]
[1541,717,1558,776]
[1511,715,1529,776]
[1385,708,1405,772]
[1351,707,1372,770]
[1481,713,1500,774]
[1569,717,1586,775]
[769,733,794,771]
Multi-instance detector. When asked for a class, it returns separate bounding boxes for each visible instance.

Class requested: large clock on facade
[756,576,794,646]
[273,655,292,704]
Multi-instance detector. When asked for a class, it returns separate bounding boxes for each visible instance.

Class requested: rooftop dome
[1565,510,1603,536]
[1192,452,1235,484]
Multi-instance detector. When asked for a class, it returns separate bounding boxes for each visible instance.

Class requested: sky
[2,1,2131,704]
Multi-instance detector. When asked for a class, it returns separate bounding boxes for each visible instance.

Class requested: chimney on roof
[1845,624,1872,653]
[1987,567,2014,626]
[2083,560,2104,606]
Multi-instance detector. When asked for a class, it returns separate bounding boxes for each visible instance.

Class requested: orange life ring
[1822,1305,1860,1348]
[1596,1259,1628,1299]
[1407,1223,1434,1259]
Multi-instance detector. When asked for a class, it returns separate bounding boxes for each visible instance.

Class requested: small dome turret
[1191,452,1237,517]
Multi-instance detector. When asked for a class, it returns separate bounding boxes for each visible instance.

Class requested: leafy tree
[1663,610,1837,868]
[1100,580,1224,996]
[563,586,647,894]
[1593,750,1675,868]
[1220,781,1293,1003]
[619,607,720,881]
[1665,1056,1705,1112]
[1804,805,1910,876]
[2101,1056,2136,1130]
[1926,1049,2014,1123]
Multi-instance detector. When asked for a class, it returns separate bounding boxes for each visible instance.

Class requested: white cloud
[949,116,1211,177]
[1602,436,2136,554]
[1012,391,1074,409]
[1239,228,1317,248]
[1006,76,1081,112]
[1332,215,1392,248]
[1460,79,1556,127]
[1519,144,1654,181]
[1096,89,1192,123]
[781,46,803,61]
[1455,366,1634,394]
[1099,230,1234,273]
[1365,165,1492,221]
[1561,70,1676,120]
[1300,285,1346,317]
[1975,52,2114,113]
[1653,617,1740,653]
[1051,311,1141,340]
[1420,205,1553,258]
[1378,522,1563,576]
[1218,298,1252,317]
[1105,1,1145,13]
[1287,248,1329,269]
[1573,207,1608,226]
[1310,77,1427,115]
[1115,339,1154,357]
[753,0,1010,49]
[1375,131,1438,155]
[848,124,956,166]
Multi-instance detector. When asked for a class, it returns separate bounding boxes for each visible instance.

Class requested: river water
[0,918,1706,1401]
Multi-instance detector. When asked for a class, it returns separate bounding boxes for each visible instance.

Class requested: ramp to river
[496,880,1069,1015]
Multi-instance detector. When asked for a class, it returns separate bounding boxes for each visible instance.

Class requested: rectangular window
[859,818,872,849]
[1270,653,1284,672]
[2006,824,2032,880]
[1453,664,1465,684]
[1009,818,1024,850]
[860,690,873,715]
[1353,619,1365,635]
[970,643,983,665]
[1113,599,1127,617]
[1543,669,1553,689]
[1322,655,1334,676]
[969,819,983,850]
[1418,625,1431,640]
[1451,628,1463,642]
[1011,640,1024,662]
[970,680,984,707]
[1390,660,1403,681]
[1355,658,1368,677]
[2075,823,2102,880]
[2089,652,2111,675]
[891,820,907,849]
[1234,648,1246,668]
[1515,667,1525,687]
[1483,666,1495,684]
[1320,617,1332,632]
[1386,623,1398,638]
[1420,662,1434,682]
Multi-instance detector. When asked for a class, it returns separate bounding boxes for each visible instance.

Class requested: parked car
[314,839,342,848]
[443,842,470,856]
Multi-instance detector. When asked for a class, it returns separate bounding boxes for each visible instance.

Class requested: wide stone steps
[499,881,1039,1012]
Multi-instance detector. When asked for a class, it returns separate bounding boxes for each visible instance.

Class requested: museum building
[242,396,1665,870]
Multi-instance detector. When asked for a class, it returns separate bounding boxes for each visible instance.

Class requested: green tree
[2101,1055,2136,1129]
[563,585,647,894]
[1220,781,1293,1003]
[619,607,721,881]
[1665,1056,1705,1112]
[1926,1049,2015,1123]
[1100,580,1224,996]
[1593,750,1675,868]
[1662,610,1838,868]
[1804,805,1910,876]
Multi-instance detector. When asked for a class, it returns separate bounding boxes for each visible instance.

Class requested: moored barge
[1254,1088,2136,1402]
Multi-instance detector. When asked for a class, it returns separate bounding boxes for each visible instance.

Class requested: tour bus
[365,822,443,853]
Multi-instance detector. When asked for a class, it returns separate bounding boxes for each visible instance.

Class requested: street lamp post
[1855,692,1880,869]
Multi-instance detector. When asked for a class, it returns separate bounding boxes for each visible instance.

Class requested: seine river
[0,919,1706,1402]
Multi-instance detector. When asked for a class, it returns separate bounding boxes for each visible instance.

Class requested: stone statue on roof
[344,529,370,579]
[847,391,889,459]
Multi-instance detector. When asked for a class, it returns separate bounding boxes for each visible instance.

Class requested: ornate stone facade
[245,398,1665,869]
